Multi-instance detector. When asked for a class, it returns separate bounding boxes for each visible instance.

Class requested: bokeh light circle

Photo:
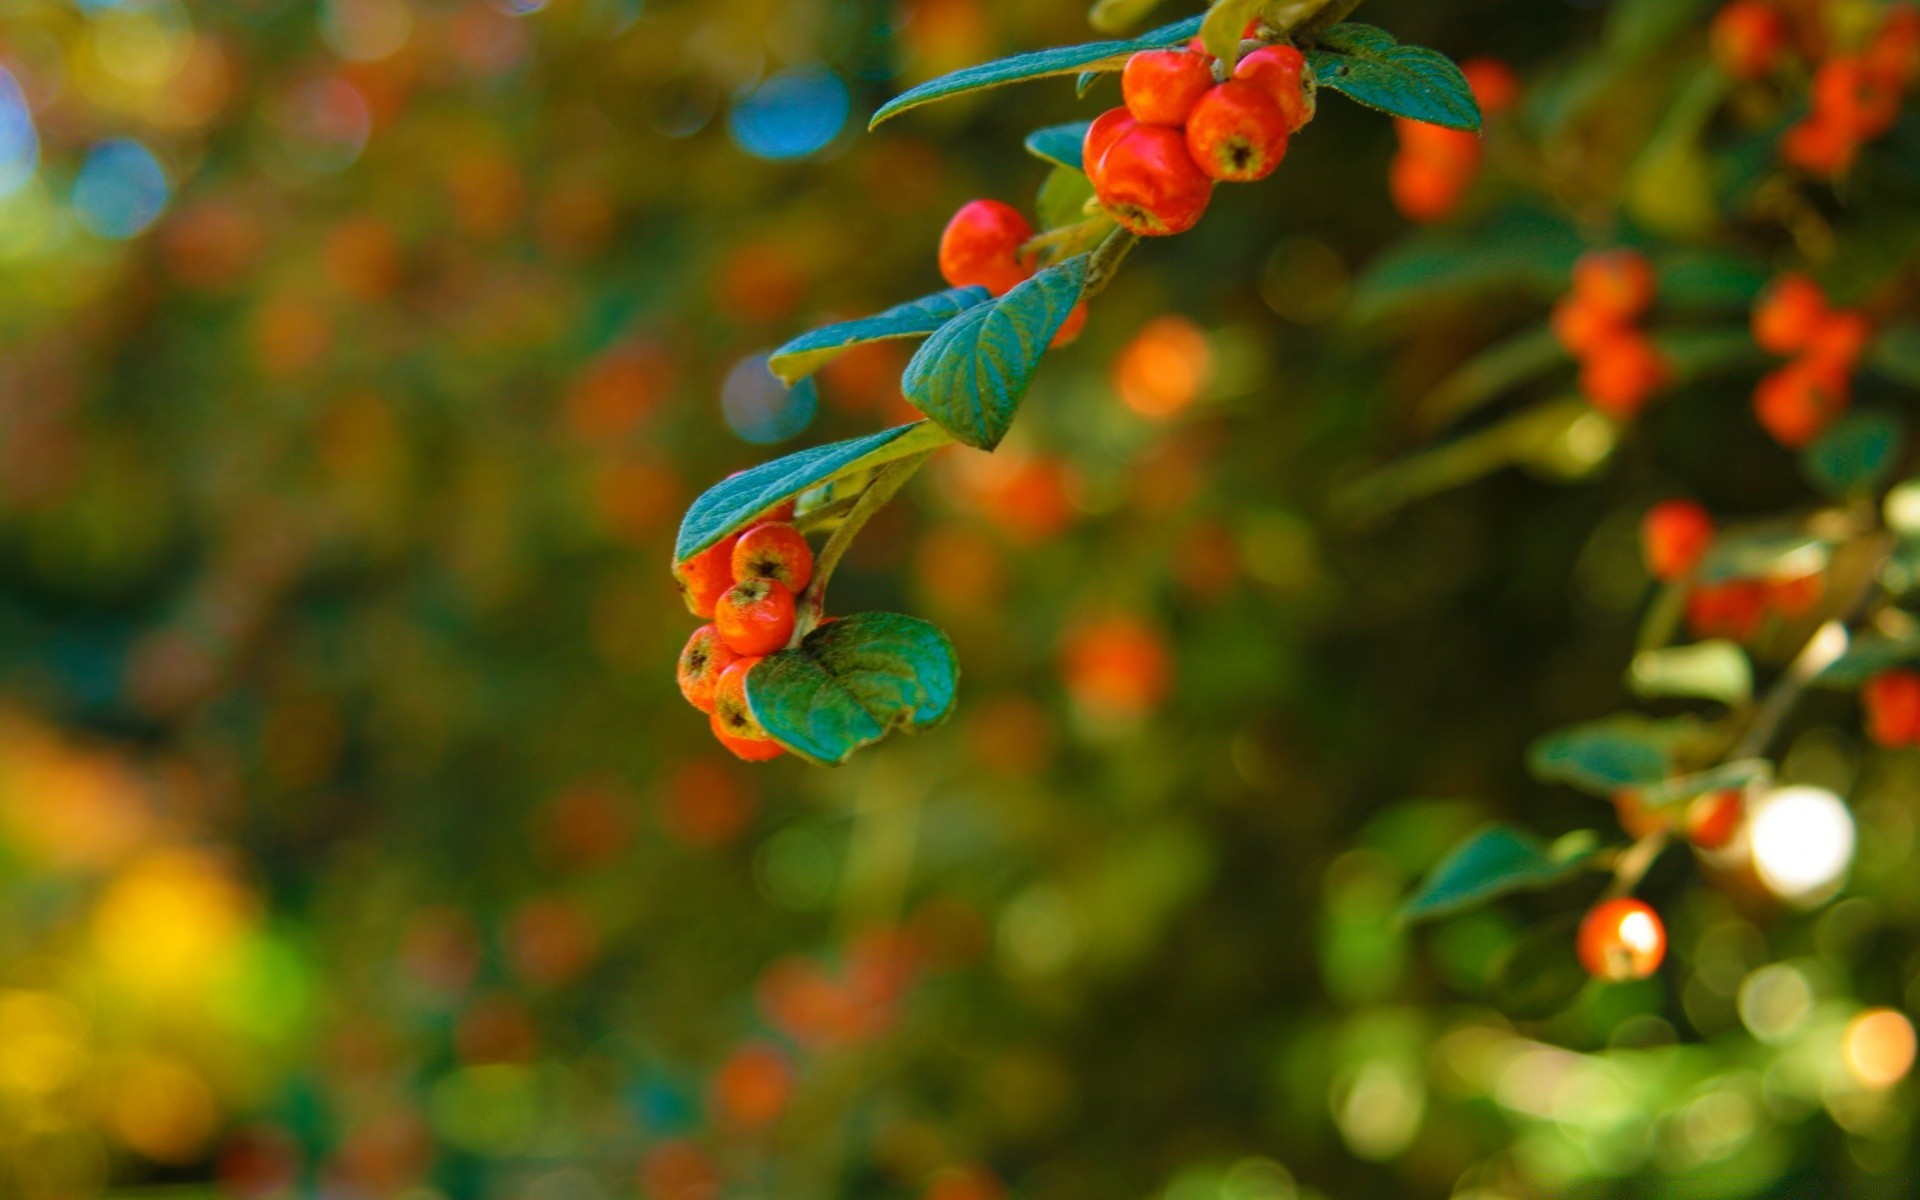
[71,139,169,239]
[1749,785,1854,903]
[721,355,815,445]
[728,69,849,160]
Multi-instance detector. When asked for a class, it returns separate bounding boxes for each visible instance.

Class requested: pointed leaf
[1527,715,1698,795]
[870,15,1204,127]
[902,254,1088,450]
[1629,640,1753,706]
[745,612,960,765]
[675,423,951,562]
[1307,23,1482,132]
[1200,0,1265,68]
[768,288,990,385]
[1401,825,1601,923]
[1812,630,1920,688]
[1024,121,1092,172]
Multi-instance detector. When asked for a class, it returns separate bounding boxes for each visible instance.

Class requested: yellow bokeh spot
[0,990,88,1095]
[91,848,256,1000]
[105,1053,219,1164]
[1843,1008,1917,1090]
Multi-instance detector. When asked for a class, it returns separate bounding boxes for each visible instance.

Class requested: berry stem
[792,450,940,642]
[1084,226,1139,298]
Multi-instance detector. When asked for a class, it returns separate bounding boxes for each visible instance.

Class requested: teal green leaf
[1491,914,1590,1019]
[1636,759,1770,809]
[1024,122,1091,171]
[1628,640,1753,706]
[1803,412,1904,499]
[745,612,959,765]
[902,254,1088,450]
[1812,630,1920,689]
[768,288,990,385]
[1348,204,1583,324]
[1527,715,1696,795]
[675,422,950,561]
[1401,825,1600,923]
[870,15,1204,127]
[1307,23,1482,132]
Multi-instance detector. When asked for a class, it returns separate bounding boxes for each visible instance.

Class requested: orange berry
[714,577,797,657]
[1571,250,1658,323]
[1461,57,1521,116]
[732,522,814,593]
[673,535,739,619]
[1060,615,1172,720]
[710,1042,793,1129]
[677,625,741,714]
[1121,48,1216,126]
[1184,81,1291,182]
[938,200,1034,297]
[1579,330,1671,420]
[1094,124,1214,236]
[1753,357,1849,447]
[1576,897,1666,982]
[1805,309,1872,368]
[1686,580,1769,641]
[1550,293,1626,356]
[1082,107,1139,185]
[1866,6,1920,87]
[1233,45,1312,131]
[1711,0,1790,79]
[1686,789,1744,851]
[1613,789,1671,839]
[1752,273,1828,355]
[1388,149,1473,223]
[1813,55,1902,139]
[1765,571,1825,617]
[1863,669,1920,747]
[1780,113,1858,177]
[711,659,786,761]
[1641,499,1715,581]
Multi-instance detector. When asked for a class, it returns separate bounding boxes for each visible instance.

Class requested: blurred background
[3,0,1920,1195]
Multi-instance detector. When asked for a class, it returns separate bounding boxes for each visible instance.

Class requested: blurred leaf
[903,254,1088,450]
[1348,204,1582,324]
[1628,640,1752,706]
[1870,325,1920,387]
[1088,0,1169,33]
[1491,914,1590,1020]
[746,612,959,766]
[1308,24,1482,132]
[1811,630,1920,688]
[870,15,1204,127]
[1698,526,1829,585]
[1037,164,1099,230]
[1636,759,1770,808]
[1606,0,1715,54]
[1803,412,1904,499]
[768,288,991,384]
[1418,326,1565,431]
[1656,250,1769,311]
[1025,122,1092,171]
[1401,825,1600,923]
[675,423,951,560]
[1527,715,1695,795]
[1201,0,1265,68]
[1654,327,1762,382]
[1623,67,1728,239]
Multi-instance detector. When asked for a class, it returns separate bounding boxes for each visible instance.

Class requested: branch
[792,451,936,640]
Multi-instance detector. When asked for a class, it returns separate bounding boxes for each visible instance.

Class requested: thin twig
[792,452,934,641]
[1084,226,1138,298]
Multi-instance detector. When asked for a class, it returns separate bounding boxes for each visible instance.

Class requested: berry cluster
[1388,59,1518,223]
[1639,499,1823,639]
[1551,250,1672,420]
[1863,669,1920,747]
[1576,897,1667,983]
[1780,6,1920,177]
[1749,273,1873,447]
[1612,786,1745,852]
[673,505,814,761]
[1081,38,1312,238]
[938,200,1090,346]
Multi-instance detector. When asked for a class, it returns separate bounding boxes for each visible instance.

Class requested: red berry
[1550,293,1626,356]
[1711,1,1789,80]
[677,624,741,714]
[1863,669,1920,747]
[674,535,739,619]
[1184,82,1290,182]
[1813,55,1902,139]
[1388,150,1473,223]
[1752,273,1828,355]
[1753,357,1849,447]
[1806,309,1872,368]
[1461,58,1521,116]
[714,577,797,657]
[1764,571,1825,616]
[1576,897,1666,982]
[1093,125,1214,237]
[711,659,785,761]
[1686,789,1744,851]
[1780,113,1858,177]
[1641,500,1715,582]
[732,522,814,593]
[937,200,1033,297]
[1082,108,1139,184]
[1232,45,1312,131]
[1121,48,1216,127]
[1579,330,1671,420]
[1867,6,1920,88]
[1686,580,1768,641]
[1571,250,1657,323]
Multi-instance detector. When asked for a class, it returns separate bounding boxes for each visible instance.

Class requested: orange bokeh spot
[713,242,807,325]
[161,199,267,292]
[544,776,637,869]
[924,1165,1007,1200]
[593,460,682,544]
[107,1054,220,1165]
[454,992,541,1064]
[323,215,403,301]
[1114,315,1213,420]
[659,758,758,846]
[1059,615,1173,721]
[567,341,676,441]
[1845,1008,1917,1088]
[639,1139,720,1200]
[507,896,598,987]
[397,905,481,996]
[253,294,336,377]
[710,1041,794,1129]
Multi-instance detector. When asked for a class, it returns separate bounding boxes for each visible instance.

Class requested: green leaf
[1803,412,1904,499]
[869,15,1204,127]
[1401,825,1600,923]
[1417,326,1566,431]
[745,612,959,765]
[1201,0,1265,69]
[1635,759,1770,809]
[1347,204,1584,325]
[1491,914,1590,1020]
[1089,0,1170,33]
[1812,630,1920,688]
[1698,526,1829,585]
[1653,327,1763,383]
[1527,715,1695,795]
[1307,23,1481,132]
[675,422,951,562]
[1024,122,1092,172]
[1037,164,1098,231]
[768,287,991,385]
[902,254,1088,451]
[1628,640,1753,706]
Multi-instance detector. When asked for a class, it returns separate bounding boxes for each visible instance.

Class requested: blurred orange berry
[1753,357,1849,446]
[1863,669,1920,747]
[1641,499,1715,581]
[1114,315,1213,420]
[1752,273,1829,355]
[639,1140,719,1200]
[1060,614,1173,720]
[1461,58,1521,116]
[1571,250,1657,324]
[1686,580,1769,640]
[711,1042,793,1129]
[1686,789,1744,850]
[1711,0,1790,79]
[1578,330,1670,419]
[508,896,598,987]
